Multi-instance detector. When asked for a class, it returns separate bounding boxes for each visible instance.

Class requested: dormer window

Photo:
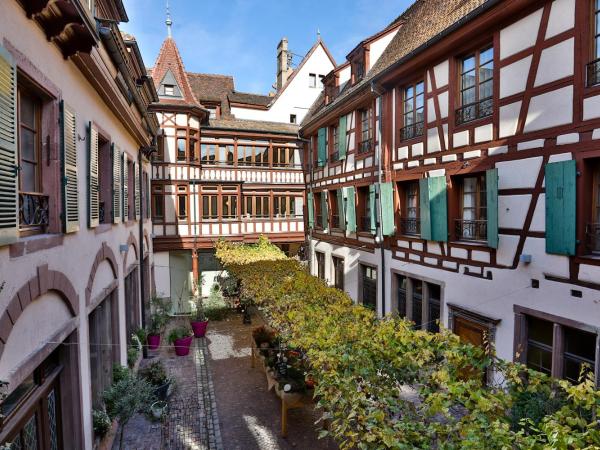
[164,85,174,96]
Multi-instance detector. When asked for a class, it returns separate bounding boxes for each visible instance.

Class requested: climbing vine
[216,238,600,449]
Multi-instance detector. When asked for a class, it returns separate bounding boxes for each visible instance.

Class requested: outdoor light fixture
[119,244,129,253]
[519,254,532,264]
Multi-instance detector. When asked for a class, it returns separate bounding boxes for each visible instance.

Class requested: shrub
[168,326,192,344]
[127,346,139,369]
[113,365,130,383]
[138,361,169,387]
[92,409,112,438]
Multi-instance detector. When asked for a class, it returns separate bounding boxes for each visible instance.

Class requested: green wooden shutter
[307,192,314,229]
[429,176,448,242]
[0,46,18,246]
[112,144,121,224]
[60,102,79,233]
[146,172,151,220]
[134,158,141,220]
[88,123,99,228]
[317,128,327,167]
[321,191,328,230]
[345,186,356,232]
[419,178,431,240]
[338,115,347,160]
[380,182,395,236]
[486,168,499,249]
[336,189,345,230]
[122,152,128,221]
[545,160,576,255]
[369,184,377,234]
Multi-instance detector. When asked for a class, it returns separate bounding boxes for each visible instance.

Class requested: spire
[166,0,172,38]
[317,28,321,41]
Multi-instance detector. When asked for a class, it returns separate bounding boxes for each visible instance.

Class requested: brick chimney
[276,38,293,91]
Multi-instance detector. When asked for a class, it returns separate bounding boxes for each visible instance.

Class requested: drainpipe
[138,148,147,358]
[371,82,386,318]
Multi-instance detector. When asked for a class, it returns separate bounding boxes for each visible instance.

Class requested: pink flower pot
[173,336,193,356]
[147,334,161,350]
[191,320,209,338]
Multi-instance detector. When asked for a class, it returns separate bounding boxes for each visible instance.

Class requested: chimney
[276,38,292,91]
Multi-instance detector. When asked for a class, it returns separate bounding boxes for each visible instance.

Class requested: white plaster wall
[0,3,154,448]
[534,38,574,87]
[497,156,542,189]
[338,65,351,85]
[499,101,522,138]
[498,195,531,229]
[499,56,531,98]
[368,29,399,71]
[523,85,573,132]
[499,8,543,59]
[231,43,335,124]
[545,0,575,39]
[433,60,449,88]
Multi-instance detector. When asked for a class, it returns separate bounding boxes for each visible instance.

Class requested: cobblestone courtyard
[115,314,336,449]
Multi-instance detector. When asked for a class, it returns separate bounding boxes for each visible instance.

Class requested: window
[332,256,344,291]
[290,114,297,124]
[358,108,373,154]
[128,160,135,220]
[329,191,339,228]
[201,144,217,164]
[456,45,494,125]
[237,145,268,166]
[124,267,140,342]
[207,107,217,119]
[244,195,269,218]
[273,147,294,167]
[164,84,174,96]
[361,265,377,309]
[177,129,186,161]
[309,73,317,88]
[588,161,600,253]
[202,194,218,219]
[222,195,238,219]
[98,136,112,224]
[316,251,325,280]
[519,309,598,383]
[457,174,487,241]
[395,275,442,332]
[273,196,297,218]
[314,192,322,228]
[400,81,424,140]
[330,125,339,162]
[89,291,119,408]
[400,181,420,235]
[588,1,600,86]
[152,186,164,220]
[357,186,372,232]
[318,75,325,89]
[177,191,187,219]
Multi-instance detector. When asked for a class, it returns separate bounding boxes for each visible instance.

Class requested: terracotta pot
[147,334,161,350]
[190,320,209,338]
[173,335,193,356]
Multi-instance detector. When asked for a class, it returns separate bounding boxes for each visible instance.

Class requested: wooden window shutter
[345,186,356,232]
[122,152,128,221]
[338,115,347,160]
[545,160,576,255]
[336,188,345,230]
[134,158,140,220]
[307,191,314,229]
[486,168,499,248]
[0,46,18,246]
[60,101,79,233]
[317,127,327,167]
[88,122,99,228]
[112,144,121,224]
[146,172,151,220]
[321,190,329,230]
[428,175,448,242]
[419,178,432,240]
[369,184,377,234]
[380,182,395,236]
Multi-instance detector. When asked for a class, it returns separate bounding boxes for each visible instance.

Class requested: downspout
[138,148,147,358]
[372,82,386,318]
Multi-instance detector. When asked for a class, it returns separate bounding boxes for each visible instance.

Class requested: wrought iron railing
[586,223,600,253]
[455,97,493,125]
[455,219,487,241]
[330,150,340,163]
[332,215,340,229]
[19,192,49,230]
[360,216,371,232]
[399,122,424,141]
[315,215,323,228]
[400,217,420,235]
[587,59,600,87]
[358,138,373,155]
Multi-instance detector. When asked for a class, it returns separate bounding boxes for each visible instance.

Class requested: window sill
[9,233,64,258]
[453,115,492,132]
[451,239,489,248]
[95,223,113,235]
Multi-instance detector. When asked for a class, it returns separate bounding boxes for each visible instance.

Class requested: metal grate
[455,219,487,241]
[19,192,49,230]
[48,389,58,450]
[399,122,424,141]
[455,98,493,125]
[400,218,420,235]
[587,59,600,87]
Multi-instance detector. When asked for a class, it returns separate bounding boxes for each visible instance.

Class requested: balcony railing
[400,217,420,236]
[455,97,493,126]
[315,215,323,228]
[399,122,424,141]
[587,59,600,87]
[586,223,600,253]
[360,216,372,232]
[330,150,340,163]
[19,192,49,230]
[358,138,373,155]
[455,219,487,242]
[332,214,340,229]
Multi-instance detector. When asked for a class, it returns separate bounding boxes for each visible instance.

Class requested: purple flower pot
[191,320,209,338]
[147,334,161,350]
[173,336,193,356]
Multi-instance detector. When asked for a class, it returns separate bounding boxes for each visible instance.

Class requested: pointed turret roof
[151,36,201,107]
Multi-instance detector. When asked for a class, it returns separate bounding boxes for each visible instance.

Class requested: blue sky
[121,0,411,94]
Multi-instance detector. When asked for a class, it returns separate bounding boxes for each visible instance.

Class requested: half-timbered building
[0,0,158,448]
[302,0,600,384]
[150,21,335,303]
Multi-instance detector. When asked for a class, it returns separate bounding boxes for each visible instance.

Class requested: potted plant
[150,400,167,420]
[168,326,194,356]
[138,361,171,401]
[92,408,112,439]
[147,296,171,349]
[103,372,155,450]
[190,297,208,338]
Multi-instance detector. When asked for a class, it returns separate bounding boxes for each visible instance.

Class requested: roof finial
[317,28,321,41]
[166,0,173,38]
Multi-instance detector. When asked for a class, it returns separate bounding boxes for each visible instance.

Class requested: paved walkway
[206,315,337,450]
